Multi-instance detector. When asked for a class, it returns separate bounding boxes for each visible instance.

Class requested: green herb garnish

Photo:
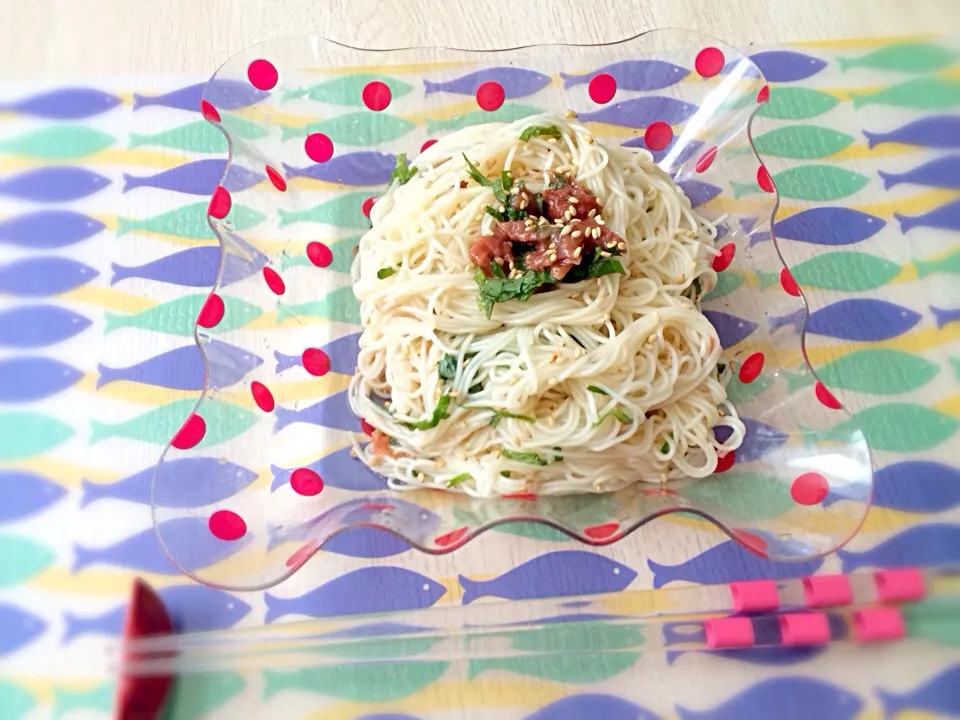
[485,408,536,428]
[447,472,472,488]
[475,264,556,319]
[595,407,633,425]
[438,353,458,380]
[520,125,562,142]
[389,153,417,186]
[549,174,566,189]
[463,154,490,187]
[502,448,548,466]
[377,267,396,279]
[660,432,674,454]
[587,385,609,395]
[400,394,452,431]
[587,257,625,278]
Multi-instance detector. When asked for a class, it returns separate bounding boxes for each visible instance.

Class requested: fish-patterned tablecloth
[1,35,959,720]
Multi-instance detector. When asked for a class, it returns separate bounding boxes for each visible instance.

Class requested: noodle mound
[349,113,744,497]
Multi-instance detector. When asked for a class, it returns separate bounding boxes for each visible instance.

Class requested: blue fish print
[702,310,758,348]
[264,567,446,622]
[837,523,960,572]
[677,180,722,208]
[896,199,960,233]
[824,461,960,512]
[864,115,960,149]
[274,390,357,433]
[561,60,689,91]
[72,516,252,574]
[81,457,257,508]
[133,79,267,111]
[931,305,960,329]
[0,603,46,656]
[270,445,388,492]
[274,333,360,375]
[749,50,828,82]
[110,244,265,288]
[283,151,397,186]
[877,665,960,719]
[0,305,92,348]
[98,340,261,391]
[281,526,411,558]
[714,418,788,463]
[0,470,65,523]
[0,210,105,248]
[0,257,98,297]
[2,87,121,119]
[0,166,110,202]
[773,207,885,246]
[648,540,824,587]
[769,299,922,341]
[622,136,703,171]
[578,96,698,128]
[525,694,658,720]
[122,159,262,195]
[0,356,83,402]
[668,645,826,667]
[460,551,636,604]
[879,155,960,190]
[63,584,251,642]
[677,676,861,720]
[424,67,551,97]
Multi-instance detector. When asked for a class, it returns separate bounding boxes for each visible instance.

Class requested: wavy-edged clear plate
[152,29,872,591]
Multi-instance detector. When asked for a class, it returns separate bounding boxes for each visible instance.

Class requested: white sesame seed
[600,251,611,257]
[596,217,605,225]
[617,242,627,251]
[573,246,582,258]
[498,205,506,213]
[538,216,548,226]
[547,137,558,144]
[568,196,579,204]
[572,230,582,238]
[495,257,504,265]
[548,378,557,386]
[561,225,572,236]
[564,110,577,119]
[588,208,596,217]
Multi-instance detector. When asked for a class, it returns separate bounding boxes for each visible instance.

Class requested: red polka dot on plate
[360,418,375,436]
[583,522,619,540]
[421,138,438,152]
[504,492,537,501]
[172,413,205,450]
[208,185,231,220]
[262,267,285,296]
[712,242,736,272]
[250,381,275,412]
[791,471,829,505]
[757,165,776,193]
[209,510,247,541]
[816,381,843,409]
[757,84,771,103]
[285,540,319,569]
[715,450,736,474]
[197,293,224,329]
[362,81,392,111]
[302,348,331,376]
[247,59,279,91]
[362,196,376,218]
[644,122,673,151]
[734,529,769,556]
[476,81,505,112]
[265,165,287,192]
[738,352,765,384]
[780,267,801,296]
[695,146,718,173]
[695,47,725,78]
[304,133,334,163]
[588,73,617,104]
[306,241,333,268]
[200,100,220,123]
[290,468,324,497]
[434,527,468,547]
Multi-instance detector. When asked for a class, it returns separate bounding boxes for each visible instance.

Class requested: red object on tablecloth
[114,578,174,719]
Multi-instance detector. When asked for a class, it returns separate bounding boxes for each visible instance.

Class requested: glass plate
[152,29,872,591]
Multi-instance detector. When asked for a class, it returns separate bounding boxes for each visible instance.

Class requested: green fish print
[160,672,246,720]
[851,78,960,110]
[278,192,371,230]
[90,398,257,447]
[0,412,74,461]
[281,111,415,144]
[130,116,269,153]
[426,103,545,132]
[804,403,958,453]
[758,87,840,120]
[683,470,795,522]
[903,596,960,647]
[276,285,360,325]
[278,236,359,274]
[915,248,960,279]
[724,372,773,405]
[117,202,266,239]
[495,521,570,542]
[756,251,900,292]
[784,349,940,396]
[262,661,449,702]
[0,680,35,720]
[104,294,263,336]
[0,125,115,159]
[282,74,413,105]
[750,125,854,160]
[323,635,441,660]
[838,42,958,74]
[951,357,960,382]
[454,494,614,541]
[53,682,114,720]
[469,651,640,683]
[732,165,870,201]
[703,272,744,302]
[0,535,55,586]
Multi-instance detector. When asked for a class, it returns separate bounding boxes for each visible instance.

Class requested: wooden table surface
[5,0,960,77]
